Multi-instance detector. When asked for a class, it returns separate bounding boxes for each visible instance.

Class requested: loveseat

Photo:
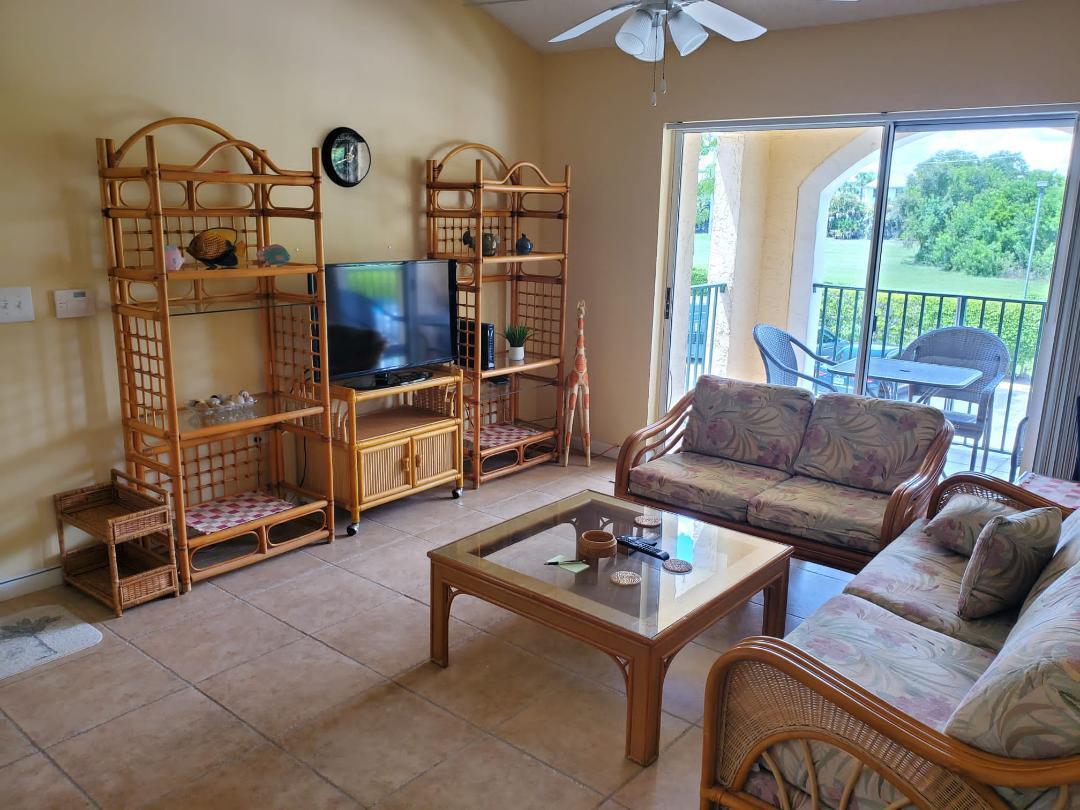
[615,376,953,571]
[700,474,1080,809]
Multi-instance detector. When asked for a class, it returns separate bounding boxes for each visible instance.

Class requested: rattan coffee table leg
[762,562,789,637]
[625,647,665,766]
[430,564,452,667]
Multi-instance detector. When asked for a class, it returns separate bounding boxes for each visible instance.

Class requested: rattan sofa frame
[614,390,954,573]
[698,474,1078,810]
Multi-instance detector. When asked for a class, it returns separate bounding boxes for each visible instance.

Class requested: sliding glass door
[662,111,1078,476]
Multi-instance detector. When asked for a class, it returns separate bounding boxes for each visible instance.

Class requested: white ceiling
[476,0,1024,52]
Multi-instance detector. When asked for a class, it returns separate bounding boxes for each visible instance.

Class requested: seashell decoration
[164,245,185,271]
[257,244,290,266]
[190,391,257,413]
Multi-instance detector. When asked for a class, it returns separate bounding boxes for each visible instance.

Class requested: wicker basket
[54,470,179,616]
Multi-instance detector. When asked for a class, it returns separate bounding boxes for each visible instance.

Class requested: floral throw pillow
[957,508,1062,620]
[924,494,1019,556]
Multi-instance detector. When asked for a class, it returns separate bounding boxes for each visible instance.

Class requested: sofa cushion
[945,562,1080,759]
[787,594,995,731]
[844,520,1015,652]
[746,476,890,554]
[1022,509,1080,615]
[683,376,813,472]
[792,393,946,494]
[628,451,790,523]
[924,493,1019,556]
[958,508,1061,620]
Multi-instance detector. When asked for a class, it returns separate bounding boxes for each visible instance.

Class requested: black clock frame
[321,126,371,187]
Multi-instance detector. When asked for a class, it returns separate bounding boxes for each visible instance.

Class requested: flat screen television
[323,260,455,380]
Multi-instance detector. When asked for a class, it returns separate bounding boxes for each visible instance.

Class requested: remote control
[617,535,670,561]
[618,534,657,546]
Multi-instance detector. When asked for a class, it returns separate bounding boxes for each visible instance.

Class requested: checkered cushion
[184,491,294,534]
[464,424,542,450]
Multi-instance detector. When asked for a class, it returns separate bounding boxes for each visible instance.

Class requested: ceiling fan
[471,0,859,103]
[473,0,859,58]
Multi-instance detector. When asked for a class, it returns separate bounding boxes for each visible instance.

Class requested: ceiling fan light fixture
[668,9,708,56]
[615,10,653,56]
[632,14,665,62]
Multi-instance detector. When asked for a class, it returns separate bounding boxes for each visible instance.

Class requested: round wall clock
[321,127,371,187]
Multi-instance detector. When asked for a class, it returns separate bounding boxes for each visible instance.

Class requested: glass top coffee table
[428,489,792,765]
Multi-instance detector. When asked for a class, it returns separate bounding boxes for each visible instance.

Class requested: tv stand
[330,367,464,535]
[342,369,434,391]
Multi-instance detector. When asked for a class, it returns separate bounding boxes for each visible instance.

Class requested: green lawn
[692,235,1050,302]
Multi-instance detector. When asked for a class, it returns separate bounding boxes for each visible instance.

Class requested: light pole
[1023,180,1050,301]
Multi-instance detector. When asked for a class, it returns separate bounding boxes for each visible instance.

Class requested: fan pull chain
[650,24,658,107]
[661,42,668,96]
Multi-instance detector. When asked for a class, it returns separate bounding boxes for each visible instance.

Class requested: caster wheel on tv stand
[346,522,360,537]
[451,487,463,499]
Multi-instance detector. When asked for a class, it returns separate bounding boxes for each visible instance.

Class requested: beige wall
[0,0,542,584]
[540,0,1080,448]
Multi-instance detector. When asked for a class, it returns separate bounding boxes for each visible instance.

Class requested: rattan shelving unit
[426,144,570,487]
[97,117,334,591]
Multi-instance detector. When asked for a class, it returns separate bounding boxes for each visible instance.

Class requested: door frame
[658,105,1080,467]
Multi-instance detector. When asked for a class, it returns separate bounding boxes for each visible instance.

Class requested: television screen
[324,260,455,379]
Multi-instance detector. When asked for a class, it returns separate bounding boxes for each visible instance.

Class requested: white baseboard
[0,566,63,601]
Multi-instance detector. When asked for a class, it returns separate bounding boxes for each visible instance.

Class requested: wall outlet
[0,287,34,323]
[54,289,95,319]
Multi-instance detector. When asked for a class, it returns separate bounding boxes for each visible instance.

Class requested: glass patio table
[428,490,792,765]
[829,356,981,396]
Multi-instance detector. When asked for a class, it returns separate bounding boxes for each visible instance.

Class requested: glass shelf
[478,377,558,404]
[169,298,313,316]
[177,393,323,440]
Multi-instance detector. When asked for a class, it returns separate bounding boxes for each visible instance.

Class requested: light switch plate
[54,289,95,319]
[0,287,34,323]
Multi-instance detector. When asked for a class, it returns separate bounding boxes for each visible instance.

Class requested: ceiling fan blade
[681,0,766,42]
[548,2,639,43]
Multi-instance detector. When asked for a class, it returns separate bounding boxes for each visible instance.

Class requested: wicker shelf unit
[426,144,570,487]
[330,367,464,534]
[97,117,334,591]
[54,471,178,617]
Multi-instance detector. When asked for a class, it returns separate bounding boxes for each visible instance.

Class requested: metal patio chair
[900,326,1010,470]
[753,324,838,392]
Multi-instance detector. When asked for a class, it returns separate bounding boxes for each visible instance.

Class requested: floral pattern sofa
[700,474,1080,809]
[615,376,953,570]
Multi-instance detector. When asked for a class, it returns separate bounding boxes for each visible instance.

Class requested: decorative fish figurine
[257,244,290,266]
[187,227,241,268]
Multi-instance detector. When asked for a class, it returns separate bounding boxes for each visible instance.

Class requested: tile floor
[0,456,852,809]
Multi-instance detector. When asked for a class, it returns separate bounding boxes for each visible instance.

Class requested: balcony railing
[683,281,1047,460]
[685,281,726,384]
[814,283,1046,457]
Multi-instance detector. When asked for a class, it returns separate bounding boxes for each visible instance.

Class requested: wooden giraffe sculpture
[561,300,591,466]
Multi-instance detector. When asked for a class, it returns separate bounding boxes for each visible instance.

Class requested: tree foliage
[895,150,1064,279]
[827,172,875,239]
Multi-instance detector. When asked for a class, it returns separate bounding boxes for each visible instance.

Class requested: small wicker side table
[54,470,179,617]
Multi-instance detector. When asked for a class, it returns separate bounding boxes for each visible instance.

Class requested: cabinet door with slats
[411,426,460,487]
[359,437,413,503]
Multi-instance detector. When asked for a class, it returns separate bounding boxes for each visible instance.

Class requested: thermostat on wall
[54,289,95,319]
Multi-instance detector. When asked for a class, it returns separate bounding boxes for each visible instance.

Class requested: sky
[852,125,1074,187]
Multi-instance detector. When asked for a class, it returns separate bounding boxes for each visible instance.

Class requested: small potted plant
[503,324,533,363]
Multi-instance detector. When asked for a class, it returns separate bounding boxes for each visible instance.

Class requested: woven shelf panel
[117,312,169,432]
[181,432,267,506]
[515,280,562,359]
[185,491,293,534]
[272,304,320,401]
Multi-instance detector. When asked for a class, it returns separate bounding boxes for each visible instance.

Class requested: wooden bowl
[578,529,616,559]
